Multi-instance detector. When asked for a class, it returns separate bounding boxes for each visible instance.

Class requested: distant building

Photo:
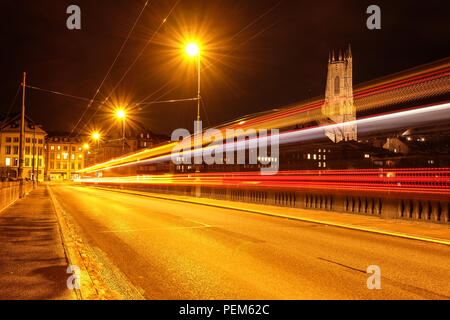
[87,121,168,167]
[0,113,47,181]
[45,135,88,181]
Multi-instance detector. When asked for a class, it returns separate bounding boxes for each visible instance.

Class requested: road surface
[50,184,450,299]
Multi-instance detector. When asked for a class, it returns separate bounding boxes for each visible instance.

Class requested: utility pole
[18,72,26,198]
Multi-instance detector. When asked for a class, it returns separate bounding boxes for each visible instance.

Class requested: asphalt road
[50,185,450,300]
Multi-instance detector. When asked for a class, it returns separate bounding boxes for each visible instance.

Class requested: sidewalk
[0,187,75,300]
[93,186,450,245]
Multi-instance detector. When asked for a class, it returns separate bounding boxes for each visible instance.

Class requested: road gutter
[89,186,450,247]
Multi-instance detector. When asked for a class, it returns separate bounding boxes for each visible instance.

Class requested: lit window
[313,154,317,160]
[307,154,311,159]
[318,162,321,167]
[56,154,61,159]
[63,153,68,160]
[5,158,11,166]
[57,146,61,151]
[323,162,326,167]
[71,154,75,160]
[50,146,55,151]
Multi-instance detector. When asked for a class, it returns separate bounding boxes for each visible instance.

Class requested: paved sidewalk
[0,187,75,300]
[93,187,450,245]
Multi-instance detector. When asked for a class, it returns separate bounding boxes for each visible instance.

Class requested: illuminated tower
[321,44,357,143]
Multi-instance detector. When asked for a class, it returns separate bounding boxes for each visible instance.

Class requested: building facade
[45,135,87,181]
[0,114,47,181]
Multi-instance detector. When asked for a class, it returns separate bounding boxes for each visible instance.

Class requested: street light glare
[83,144,89,149]
[186,43,199,57]
[116,110,126,119]
[93,133,100,140]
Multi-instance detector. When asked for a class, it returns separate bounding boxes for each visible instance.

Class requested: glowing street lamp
[92,132,100,149]
[185,42,201,122]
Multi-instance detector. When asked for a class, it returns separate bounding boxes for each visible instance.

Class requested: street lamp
[92,132,100,149]
[185,42,201,122]
[116,110,126,151]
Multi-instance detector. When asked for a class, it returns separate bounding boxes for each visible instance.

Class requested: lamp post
[92,132,100,164]
[185,43,202,183]
[116,110,126,152]
[185,43,201,122]
[92,132,100,149]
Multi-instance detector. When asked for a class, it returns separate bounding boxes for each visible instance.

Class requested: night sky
[3,0,449,136]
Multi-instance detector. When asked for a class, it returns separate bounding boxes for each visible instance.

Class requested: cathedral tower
[322,44,357,143]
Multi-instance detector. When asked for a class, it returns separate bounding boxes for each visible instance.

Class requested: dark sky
[2,0,449,136]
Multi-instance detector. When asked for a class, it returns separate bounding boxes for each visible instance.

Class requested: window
[334,76,340,95]
[13,137,19,143]
[6,137,12,143]
[14,158,18,166]
[71,163,75,170]
[26,138,31,143]
[71,154,75,160]
[72,147,76,152]
[25,146,30,155]
[63,153,68,160]
[64,146,68,151]
[13,146,18,155]
[38,139,43,144]
[50,146,55,151]
[5,158,11,166]
[57,146,61,151]
[5,146,11,155]
[56,154,61,159]
[25,158,30,167]
[50,161,54,169]
[38,147,43,156]
[56,162,60,169]
[38,159,42,167]
[78,147,82,151]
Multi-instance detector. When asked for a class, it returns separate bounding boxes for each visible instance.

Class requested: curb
[90,186,450,247]
[47,185,98,300]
